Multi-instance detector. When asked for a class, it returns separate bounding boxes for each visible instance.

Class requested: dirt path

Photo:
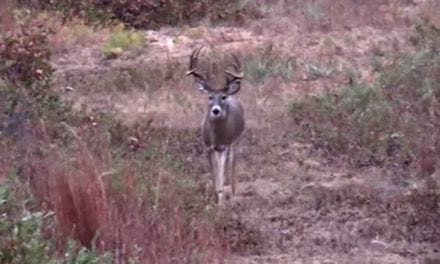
[51,1,440,262]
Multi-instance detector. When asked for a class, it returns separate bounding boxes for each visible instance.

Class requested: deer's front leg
[212,146,228,205]
[228,144,236,197]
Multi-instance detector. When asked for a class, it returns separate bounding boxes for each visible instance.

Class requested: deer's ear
[224,79,241,95]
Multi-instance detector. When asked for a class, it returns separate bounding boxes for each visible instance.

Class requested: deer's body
[202,96,244,148]
[187,46,245,204]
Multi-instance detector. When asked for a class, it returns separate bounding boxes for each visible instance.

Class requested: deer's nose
[211,106,221,116]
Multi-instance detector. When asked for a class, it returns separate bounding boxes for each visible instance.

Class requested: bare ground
[51,1,440,262]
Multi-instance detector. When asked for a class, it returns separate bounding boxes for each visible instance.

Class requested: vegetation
[245,45,297,85]
[101,24,144,59]
[289,15,440,170]
[0,4,224,263]
[2,0,440,263]
[15,0,253,29]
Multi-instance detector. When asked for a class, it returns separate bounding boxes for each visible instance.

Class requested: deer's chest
[202,117,244,148]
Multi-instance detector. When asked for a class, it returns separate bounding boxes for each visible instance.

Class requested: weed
[303,60,335,80]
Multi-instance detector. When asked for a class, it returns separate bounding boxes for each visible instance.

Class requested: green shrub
[0,175,53,264]
[0,173,115,264]
[102,25,144,59]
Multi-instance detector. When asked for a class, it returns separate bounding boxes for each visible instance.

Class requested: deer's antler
[225,54,244,81]
[187,46,212,93]
[223,54,243,95]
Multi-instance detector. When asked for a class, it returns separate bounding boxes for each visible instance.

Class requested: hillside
[1,0,440,263]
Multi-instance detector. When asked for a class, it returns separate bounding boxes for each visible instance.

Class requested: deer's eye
[208,96,213,101]
[221,95,227,100]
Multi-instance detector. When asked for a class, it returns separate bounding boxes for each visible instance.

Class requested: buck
[186,46,245,204]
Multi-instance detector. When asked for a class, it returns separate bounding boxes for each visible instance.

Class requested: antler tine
[187,46,202,76]
[224,54,244,79]
[231,54,242,71]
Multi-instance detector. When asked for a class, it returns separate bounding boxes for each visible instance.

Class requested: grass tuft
[244,46,297,85]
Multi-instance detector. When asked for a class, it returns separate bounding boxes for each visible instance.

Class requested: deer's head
[186,46,243,121]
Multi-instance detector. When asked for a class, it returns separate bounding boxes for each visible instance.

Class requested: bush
[0,18,72,140]
[0,175,54,264]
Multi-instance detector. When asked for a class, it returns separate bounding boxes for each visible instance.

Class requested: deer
[186,46,245,205]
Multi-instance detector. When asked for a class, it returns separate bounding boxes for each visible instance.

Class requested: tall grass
[1,13,225,263]
[1,119,225,263]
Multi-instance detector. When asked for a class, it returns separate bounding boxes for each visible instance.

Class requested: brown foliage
[11,119,226,262]
[0,24,53,87]
[16,0,244,29]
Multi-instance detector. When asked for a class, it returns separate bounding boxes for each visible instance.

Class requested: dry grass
[288,1,440,175]
[1,9,226,259]
[49,18,109,55]
[3,0,440,263]
[1,117,226,263]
